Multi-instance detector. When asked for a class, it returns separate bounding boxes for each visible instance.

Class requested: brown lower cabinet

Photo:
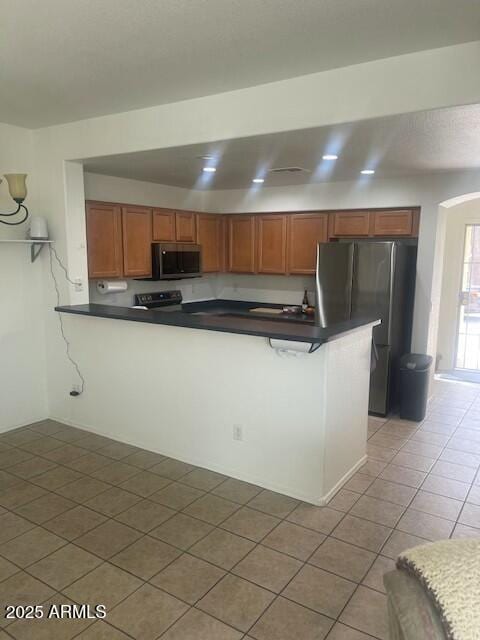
[227,215,256,273]
[86,202,123,279]
[197,213,224,272]
[288,213,328,274]
[121,206,152,277]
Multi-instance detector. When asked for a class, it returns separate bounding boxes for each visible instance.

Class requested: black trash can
[399,353,433,422]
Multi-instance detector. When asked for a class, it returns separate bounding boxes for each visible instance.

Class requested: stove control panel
[134,290,182,307]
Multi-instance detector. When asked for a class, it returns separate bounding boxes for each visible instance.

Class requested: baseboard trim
[317,455,368,506]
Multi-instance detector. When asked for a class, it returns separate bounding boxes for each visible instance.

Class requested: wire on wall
[48,245,86,394]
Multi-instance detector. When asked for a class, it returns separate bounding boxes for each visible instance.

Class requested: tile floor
[0,377,479,639]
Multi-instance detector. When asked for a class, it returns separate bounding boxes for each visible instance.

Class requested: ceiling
[82,104,480,190]
[3,0,480,128]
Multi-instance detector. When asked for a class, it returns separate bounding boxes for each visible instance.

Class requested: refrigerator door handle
[315,242,327,328]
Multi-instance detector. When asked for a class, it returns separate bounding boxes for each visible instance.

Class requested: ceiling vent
[270,166,310,174]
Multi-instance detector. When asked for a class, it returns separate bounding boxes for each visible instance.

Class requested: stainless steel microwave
[150,243,202,280]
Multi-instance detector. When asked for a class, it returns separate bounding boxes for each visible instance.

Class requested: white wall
[437,197,480,370]
[0,123,47,430]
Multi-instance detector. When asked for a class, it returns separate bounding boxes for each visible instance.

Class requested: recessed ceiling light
[361,169,375,175]
[198,154,214,160]
[203,167,216,173]
[322,154,338,160]
[252,178,265,184]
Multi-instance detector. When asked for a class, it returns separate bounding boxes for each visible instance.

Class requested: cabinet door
[288,213,328,274]
[153,208,176,241]
[373,210,413,236]
[197,214,223,272]
[86,202,123,279]
[122,206,152,277]
[227,215,256,273]
[332,211,370,236]
[175,211,196,242]
[257,214,288,274]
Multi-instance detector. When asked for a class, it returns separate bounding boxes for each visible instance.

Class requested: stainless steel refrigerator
[315,241,417,416]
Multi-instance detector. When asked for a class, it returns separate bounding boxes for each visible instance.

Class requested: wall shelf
[0,239,54,263]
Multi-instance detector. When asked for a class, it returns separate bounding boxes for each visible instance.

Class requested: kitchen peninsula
[56,300,378,505]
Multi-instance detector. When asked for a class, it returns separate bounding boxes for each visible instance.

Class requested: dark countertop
[55,299,379,344]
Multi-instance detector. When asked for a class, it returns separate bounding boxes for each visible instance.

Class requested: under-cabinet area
[85,201,420,279]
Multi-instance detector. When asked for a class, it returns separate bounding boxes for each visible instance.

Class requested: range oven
[151,243,202,280]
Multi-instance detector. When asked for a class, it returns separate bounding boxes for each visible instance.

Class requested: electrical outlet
[233,424,243,441]
[74,278,83,292]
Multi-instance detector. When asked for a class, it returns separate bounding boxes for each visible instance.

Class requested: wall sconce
[0,174,29,226]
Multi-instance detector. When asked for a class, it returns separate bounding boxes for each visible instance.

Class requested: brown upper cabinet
[256,214,288,275]
[372,209,414,236]
[175,211,196,242]
[122,206,152,277]
[227,215,256,273]
[331,211,370,237]
[152,208,176,242]
[86,202,123,279]
[197,213,224,272]
[288,213,328,274]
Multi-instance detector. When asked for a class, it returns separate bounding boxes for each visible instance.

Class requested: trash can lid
[400,353,433,371]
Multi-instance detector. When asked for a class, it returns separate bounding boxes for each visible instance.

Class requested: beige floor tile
[400,440,443,459]
[1,430,41,447]
[0,556,19,582]
[91,461,140,485]
[430,460,476,483]
[151,553,225,604]
[111,535,181,579]
[122,449,166,469]
[390,451,435,472]
[421,474,470,501]
[381,530,430,559]
[283,564,356,618]
[451,523,480,539]
[410,431,450,447]
[448,436,480,456]
[14,492,75,524]
[309,537,375,582]
[396,508,454,541]
[97,442,139,460]
[27,543,102,590]
[419,421,456,436]
[362,555,395,593]
[233,544,302,592]
[74,434,114,451]
[247,489,299,518]
[0,449,33,470]
[327,489,361,512]
[287,504,344,535]
[119,470,171,496]
[108,584,188,640]
[43,445,87,464]
[66,452,112,474]
[340,585,388,639]
[64,563,142,609]
[440,448,480,468]
[43,505,107,541]
[326,622,376,639]
[28,420,67,436]
[379,464,426,488]
[84,486,141,516]
[198,574,275,632]
[409,490,463,521]
[342,473,374,493]
[0,481,47,509]
[212,478,262,504]
[0,526,66,567]
[250,596,333,640]
[19,437,64,456]
[0,573,54,627]
[31,466,83,490]
[9,457,58,480]
[367,433,407,450]
[221,506,280,541]
[180,468,227,491]
[71,620,130,639]
[365,478,416,507]
[183,493,239,525]
[149,458,195,479]
[424,412,462,426]
[0,511,35,543]
[0,471,22,492]
[467,485,480,505]
[115,499,175,532]
[161,608,242,640]
[332,514,391,553]
[367,444,397,463]
[349,495,405,527]
[262,521,325,561]
[359,459,387,478]
[151,481,204,509]
[56,477,111,503]
[75,519,141,559]
[458,502,480,528]
[151,513,213,550]
[190,527,255,569]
